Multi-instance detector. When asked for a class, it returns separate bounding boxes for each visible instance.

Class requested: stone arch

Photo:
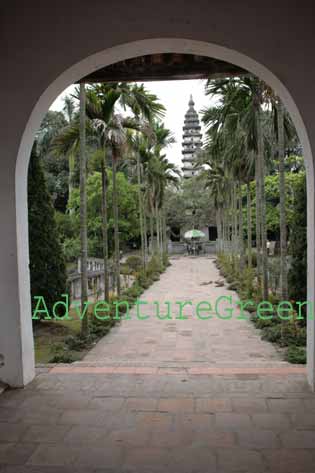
[11,38,315,387]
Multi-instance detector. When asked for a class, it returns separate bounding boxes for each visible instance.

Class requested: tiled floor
[0,256,313,472]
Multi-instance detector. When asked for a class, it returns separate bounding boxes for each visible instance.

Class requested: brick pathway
[0,256,314,472]
[83,256,291,368]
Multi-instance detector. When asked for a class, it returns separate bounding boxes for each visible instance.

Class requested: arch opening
[12,38,315,388]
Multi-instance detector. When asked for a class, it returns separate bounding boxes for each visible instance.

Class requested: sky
[50,79,217,169]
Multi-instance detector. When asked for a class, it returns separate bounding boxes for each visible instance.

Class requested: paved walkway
[83,256,287,367]
[0,256,314,473]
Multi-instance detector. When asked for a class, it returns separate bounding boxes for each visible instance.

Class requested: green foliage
[288,174,307,313]
[146,255,163,274]
[37,110,70,213]
[217,252,307,361]
[28,144,67,320]
[49,342,77,363]
[286,346,306,364]
[165,175,215,232]
[242,171,306,239]
[69,170,140,258]
[125,255,143,273]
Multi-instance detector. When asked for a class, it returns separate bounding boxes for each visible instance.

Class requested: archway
[8,38,315,388]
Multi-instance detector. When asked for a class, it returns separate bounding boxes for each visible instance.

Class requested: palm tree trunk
[112,150,120,297]
[246,182,252,269]
[162,207,168,254]
[255,151,262,292]
[159,212,163,253]
[257,106,269,299]
[101,148,109,301]
[136,153,145,269]
[143,207,148,263]
[155,200,160,255]
[150,205,154,255]
[79,83,89,337]
[239,187,245,271]
[277,100,288,299]
[232,183,238,261]
[68,152,75,214]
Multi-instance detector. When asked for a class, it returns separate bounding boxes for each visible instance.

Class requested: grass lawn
[33,310,87,364]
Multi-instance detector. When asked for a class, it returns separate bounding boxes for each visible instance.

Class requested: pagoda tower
[181,95,203,178]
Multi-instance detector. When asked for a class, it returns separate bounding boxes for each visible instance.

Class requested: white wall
[1,1,315,387]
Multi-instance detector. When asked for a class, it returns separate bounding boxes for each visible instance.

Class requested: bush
[64,335,90,351]
[125,255,143,274]
[28,143,67,320]
[288,175,307,321]
[286,346,306,364]
[146,255,163,275]
[49,342,77,363]
[262,325,282,344]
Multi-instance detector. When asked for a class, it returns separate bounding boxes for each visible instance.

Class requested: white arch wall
[1,2,315,387]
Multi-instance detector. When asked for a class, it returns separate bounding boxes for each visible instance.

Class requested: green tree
[288,175,307,311]
[28,143,67,319]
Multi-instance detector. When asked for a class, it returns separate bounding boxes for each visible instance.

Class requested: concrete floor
[0,257,314,472]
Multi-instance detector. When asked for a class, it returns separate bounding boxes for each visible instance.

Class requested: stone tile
[192,431,236,448]
[195,398,232,413]
[57,409,107,426]
[27,445,77,467]
[87,397,125,410]
[0,467,92,473]
[125,397,157,412]
[263,448,315,472]
[72,445,123,468]
[13,407,63,425]
[232,398,268,413]
[21,425,70,443]
[267,398,306,412]
[251,413,291,431]
[290,413,315,430]
[237,430,280,448]
[174,413,215,432]
[136,413,173,432]
[157,398,194,413]
[63,426,109,445]
[0,424,28,442]
[150,429,192,447]
[280,430,315,448]
[107,427,151,447]
[215,413,253,430]
[168,446,217,473]
[217,448,264,472]
[0,442,37,465]
[122,447,169,472]
[0,409,19,423]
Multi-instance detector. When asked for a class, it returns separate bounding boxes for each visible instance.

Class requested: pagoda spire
[181,96,203,178]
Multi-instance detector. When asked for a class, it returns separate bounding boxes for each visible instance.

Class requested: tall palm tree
[79,83,89,337]
[126,127,156,268]
[276,99,287,299]
[202,76,270,297]
[138,122,176,256]
[85,84,164,296]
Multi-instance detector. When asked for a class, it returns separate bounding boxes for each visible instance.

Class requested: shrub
[28,143,67,321]
[286,346,306,364]
[262,325,282,344]
[146,255,163,275]
[125,255,143,274]
[288,175,307,322]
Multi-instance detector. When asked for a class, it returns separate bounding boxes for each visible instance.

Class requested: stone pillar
[307,163,315,389]
[0,169,35,387]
